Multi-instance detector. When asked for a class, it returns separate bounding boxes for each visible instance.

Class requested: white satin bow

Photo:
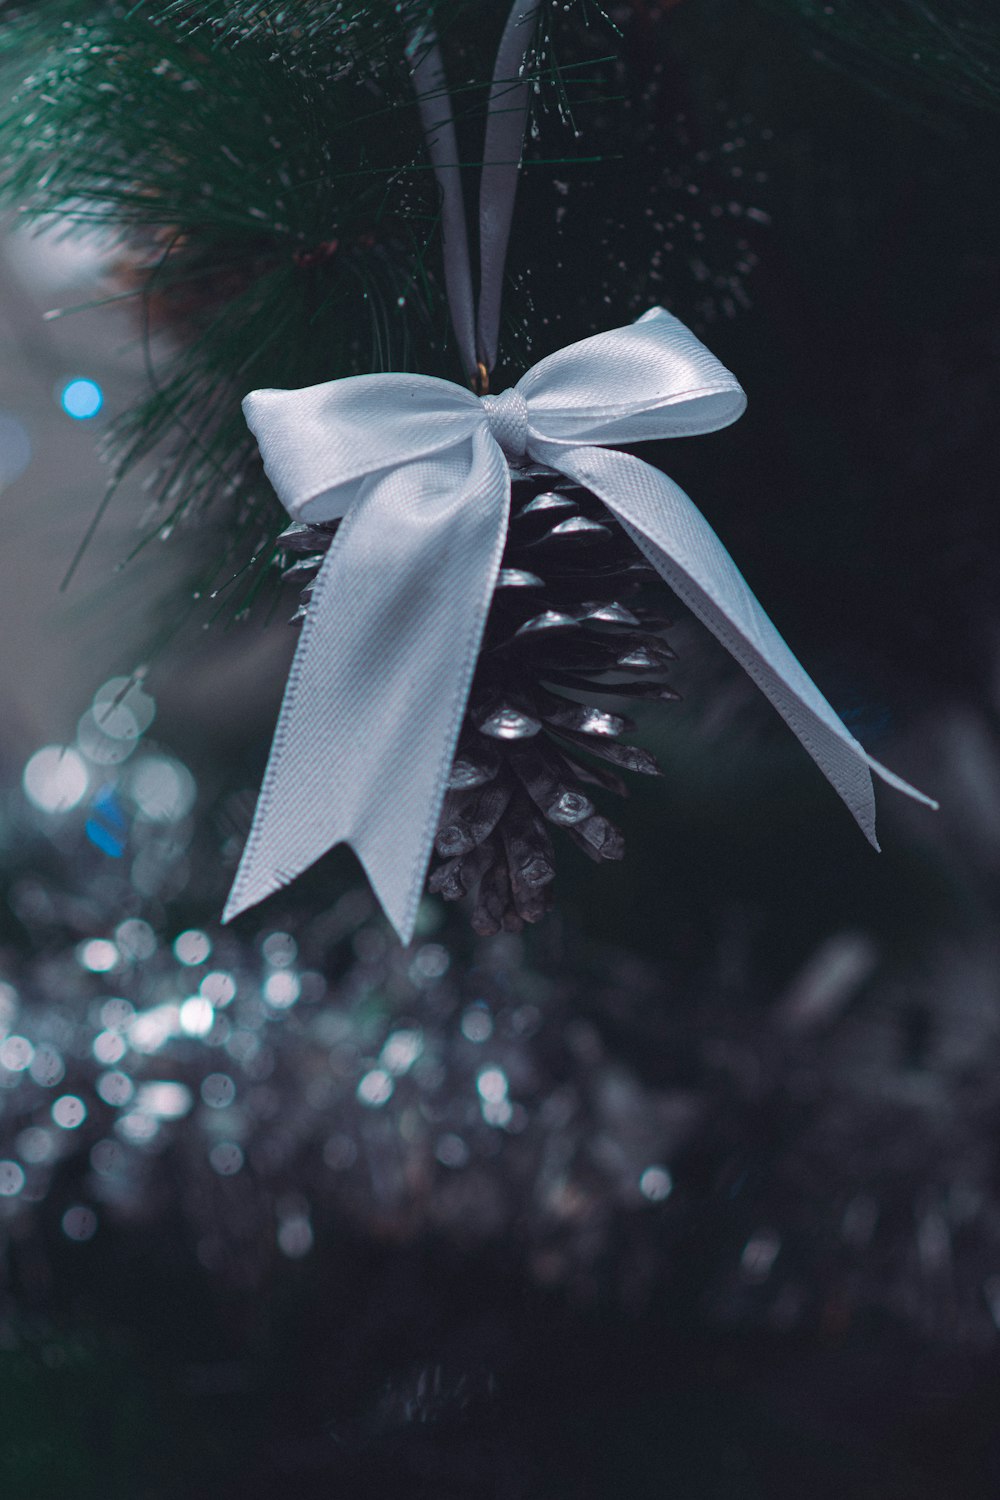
[222,307,934,941]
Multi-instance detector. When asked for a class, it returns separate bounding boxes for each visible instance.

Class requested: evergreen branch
[763,0,1000,113]
[0,0,619,625]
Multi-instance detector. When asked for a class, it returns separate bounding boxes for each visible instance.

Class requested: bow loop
[244,373,481,524]
[517,308,746,452]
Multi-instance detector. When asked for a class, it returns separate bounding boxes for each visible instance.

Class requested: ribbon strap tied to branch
[407,1,542,383]
[223,308,935,942]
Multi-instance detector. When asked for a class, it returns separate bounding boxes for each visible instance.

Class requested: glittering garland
[2,685,684,1288]
[4,685,1000,1343]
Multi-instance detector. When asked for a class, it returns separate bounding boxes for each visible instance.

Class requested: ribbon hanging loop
[407,2,542,383]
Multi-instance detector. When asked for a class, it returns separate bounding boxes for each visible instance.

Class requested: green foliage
[0,1,601,614]
[1,4,447,593]
[0,1323,163,1499]
[766,0,1000,113]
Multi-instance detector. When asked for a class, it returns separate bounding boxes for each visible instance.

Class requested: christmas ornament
[225,3,933,942]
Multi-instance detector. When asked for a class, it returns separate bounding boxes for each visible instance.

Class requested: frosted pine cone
[280,466,679,934]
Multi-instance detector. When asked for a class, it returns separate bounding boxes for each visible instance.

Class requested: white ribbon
[222,306,935,941]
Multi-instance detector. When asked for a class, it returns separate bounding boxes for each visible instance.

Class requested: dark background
[2,1,1000,1495]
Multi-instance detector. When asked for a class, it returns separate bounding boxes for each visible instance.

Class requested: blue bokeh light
[85,785,127,858]
[85,818,125,858]
[59,377,103,420]
[0,410,32,486]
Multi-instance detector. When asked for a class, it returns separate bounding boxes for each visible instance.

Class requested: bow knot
[481,388,529,460]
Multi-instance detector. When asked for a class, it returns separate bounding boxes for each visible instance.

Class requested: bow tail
[555,446,936,843]
[223,433,510,943]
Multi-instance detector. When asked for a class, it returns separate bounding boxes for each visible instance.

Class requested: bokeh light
[23,745,89,813]
[0,1161,25,1197]
[639,1165,674,1202]
[209,1141,244,1176]
[0,409,32,486]
[61,1206,98,1241]
[179,996,215,1037]
[200,1073,236,1109]
[59,376,103,419]
[76,939,119,973]
[52,1095,87,1130]
[134,1082,192,1120]
[0,1036,34,1072]
[77,707,140,766]
[96,1071,134,1107]
[30,1045,65,1087]
[93,676,156,737]
[357,1069,394,1108]
[174,930,211,967]
[200,972,237,1007]
[127,755,196,823]
[263,970,299,1009]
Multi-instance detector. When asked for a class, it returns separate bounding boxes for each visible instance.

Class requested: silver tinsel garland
[2,676,1000,1345]
[0,676,689,1297]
